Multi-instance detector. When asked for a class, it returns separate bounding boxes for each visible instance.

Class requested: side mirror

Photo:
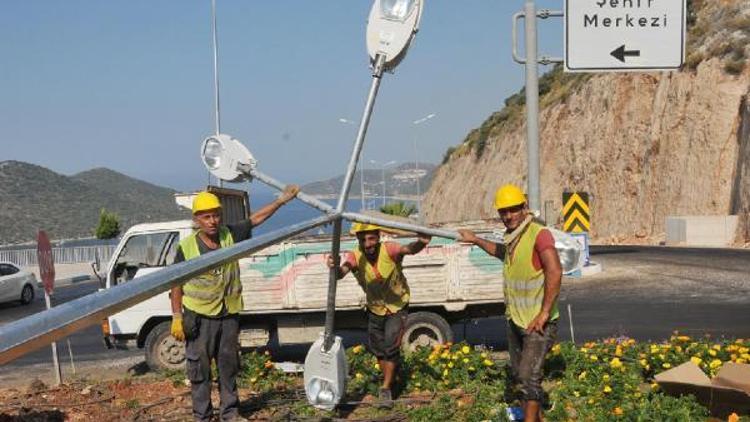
[91,261,105,288]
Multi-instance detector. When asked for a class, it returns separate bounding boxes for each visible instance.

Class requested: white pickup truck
[99,219,507,371]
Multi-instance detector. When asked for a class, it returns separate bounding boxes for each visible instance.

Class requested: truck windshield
[111,232,179,285]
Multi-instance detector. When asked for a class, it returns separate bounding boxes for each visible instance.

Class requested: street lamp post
[370,159,397,207]
[338,118,365,210]
[412,113,435,217]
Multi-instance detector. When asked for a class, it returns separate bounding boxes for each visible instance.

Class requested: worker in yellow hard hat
[458,184,561,422]
[170,185,299,422]
[327,221,431,408]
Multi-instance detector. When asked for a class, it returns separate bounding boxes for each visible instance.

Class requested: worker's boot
[377,388,393,409]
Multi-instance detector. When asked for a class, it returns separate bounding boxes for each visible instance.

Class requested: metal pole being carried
[322,54,386,351]
[524,0,541,212]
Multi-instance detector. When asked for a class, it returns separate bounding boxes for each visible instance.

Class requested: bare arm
[457,229,505,259]
[526,247,562,334]
[399,234,431,257]
[326,255,354,280]
[538,247,562,316]
[250,185,300,227]
[170,286,183,316]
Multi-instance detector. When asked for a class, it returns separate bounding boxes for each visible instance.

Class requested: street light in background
[370,159,397,207]
[412,113,436,217]
[338,117,366,210]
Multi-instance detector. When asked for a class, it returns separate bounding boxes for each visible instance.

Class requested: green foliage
[95,208,120,239]
[380,202,417,217]
[237,350,294,393]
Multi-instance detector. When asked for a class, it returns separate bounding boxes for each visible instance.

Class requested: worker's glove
[171,314,185,341]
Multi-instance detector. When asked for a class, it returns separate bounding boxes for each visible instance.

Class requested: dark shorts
[507,318,558,402]
[368,308,408,361]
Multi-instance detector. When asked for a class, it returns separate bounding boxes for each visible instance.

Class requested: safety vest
[503,222,559,329]
[180,227,243,316]
[352,243,410,316]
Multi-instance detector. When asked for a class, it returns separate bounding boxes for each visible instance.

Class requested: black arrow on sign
[610,45,641,63]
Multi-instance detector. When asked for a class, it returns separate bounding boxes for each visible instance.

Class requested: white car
[0,262,37,305]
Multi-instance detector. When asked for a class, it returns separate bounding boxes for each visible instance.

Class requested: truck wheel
[145,321,186,371]
[20,284,34,305]
[401,312,453,354]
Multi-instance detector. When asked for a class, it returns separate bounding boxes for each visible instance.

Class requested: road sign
[36,230,55,295]
[36,230,62,385]
[565,0,686,72]
[563,192,590,233]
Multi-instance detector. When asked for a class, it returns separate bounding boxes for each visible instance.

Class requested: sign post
[565,0,686,72]
[37,230,62,386]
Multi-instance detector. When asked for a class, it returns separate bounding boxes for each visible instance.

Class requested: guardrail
[0,245,117,267]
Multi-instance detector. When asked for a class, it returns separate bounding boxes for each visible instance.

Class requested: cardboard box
[655,361,750,417]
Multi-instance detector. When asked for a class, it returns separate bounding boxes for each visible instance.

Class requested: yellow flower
[468,366,476,372]
[603,385,612,394]
[443,369,449,377]
[662,362,672,369]
[613,407,623,416]
[710,359,722,370]
[551,344,561,355]
[481,352,488,359]
[728,412,740,422]
[709,349,717,357]
[590,354,599,361]
[639,358,648,367]
[602,374,610,381]
[355,372,363,379]
[741,353,750,360]
[352,345,363,354]
[578,371,587,381]
[462,345,471,354]
[374,362,380,370]
[448,362,454,369]
[588,398,595,405]
[739,347,749,354]
[712,344,722,351]
[651,382,659,390]
[677,335,691,341]
[250,377,257,383]
[615,346,623,357]
[580,347,589,353]
[483,359,494,367]
[610,357,623,369]
[573,391,580,397]
[690,356,703,366]
[737,359,747,364]
[463,358,469,364]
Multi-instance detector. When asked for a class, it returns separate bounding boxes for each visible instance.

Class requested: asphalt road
[1,245,749,385]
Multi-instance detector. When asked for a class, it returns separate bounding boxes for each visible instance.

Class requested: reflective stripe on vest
[180,227,243,316]
[503,222,559,329]
[352,243,410,316]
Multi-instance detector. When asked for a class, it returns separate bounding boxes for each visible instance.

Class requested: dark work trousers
[507,318,557,402]
[185,312,240,422]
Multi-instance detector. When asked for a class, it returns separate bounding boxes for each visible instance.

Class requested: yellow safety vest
[352,243,410,316]
[503,222,559,329]
[180,227,243,316]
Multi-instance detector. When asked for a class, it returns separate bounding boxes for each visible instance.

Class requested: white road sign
[565,0,686,72]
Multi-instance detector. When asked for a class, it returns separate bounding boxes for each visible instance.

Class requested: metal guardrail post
[0,216,333,365]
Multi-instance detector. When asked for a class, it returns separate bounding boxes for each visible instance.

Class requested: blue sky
[1,1,563,192]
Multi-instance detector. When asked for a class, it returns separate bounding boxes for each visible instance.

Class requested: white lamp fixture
[366,0,423,71]
[200,133,257,183]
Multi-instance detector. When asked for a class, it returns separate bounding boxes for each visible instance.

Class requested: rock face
[423,59,750,242]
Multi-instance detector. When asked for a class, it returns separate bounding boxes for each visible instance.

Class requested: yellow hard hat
[493,184,526,210]
[192,191,222,214]
[350,222,381,235]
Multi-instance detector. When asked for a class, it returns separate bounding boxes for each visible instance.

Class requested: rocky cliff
[423,0,750,244]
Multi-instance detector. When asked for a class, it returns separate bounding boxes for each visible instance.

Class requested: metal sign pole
[44,292,62,385]
[524,0,541,213]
